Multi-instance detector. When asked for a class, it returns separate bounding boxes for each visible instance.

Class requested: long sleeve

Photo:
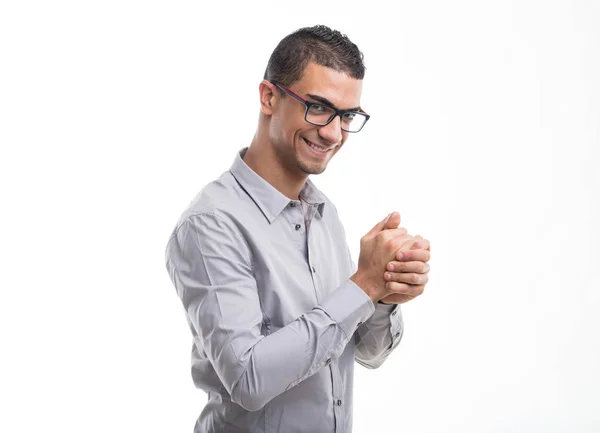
[348,253,405,369]
[165,212,376,412]
[354,302,404,369]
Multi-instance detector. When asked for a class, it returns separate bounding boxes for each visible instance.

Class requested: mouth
[302,137,335,156]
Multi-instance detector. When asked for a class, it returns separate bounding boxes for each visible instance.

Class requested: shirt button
[295,224,301,230]
[392,310,397,316]
[290,202,296,207]
[325,358,331,365]
[337,399,342,406]
[394,332,401,338]
[357,322,363,327]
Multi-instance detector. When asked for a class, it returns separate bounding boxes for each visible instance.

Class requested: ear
[259,80,278,116]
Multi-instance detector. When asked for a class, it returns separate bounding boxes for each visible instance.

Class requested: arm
[165,212,376,412]
[349,254,405,369]
[355,301,404,369]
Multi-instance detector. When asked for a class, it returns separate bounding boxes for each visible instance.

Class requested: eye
[342,113,357,124]
[308,104,327,113]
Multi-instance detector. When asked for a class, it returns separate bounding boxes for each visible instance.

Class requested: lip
[302,137,334,156]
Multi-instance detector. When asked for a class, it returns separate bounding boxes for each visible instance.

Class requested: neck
[243,133,307,201]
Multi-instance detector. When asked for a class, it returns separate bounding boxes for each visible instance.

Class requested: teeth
[305,139,329,152]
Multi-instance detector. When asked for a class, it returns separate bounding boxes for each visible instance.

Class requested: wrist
[350,272,379,303]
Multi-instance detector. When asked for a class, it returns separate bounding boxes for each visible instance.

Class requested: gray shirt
[165,147,404,433]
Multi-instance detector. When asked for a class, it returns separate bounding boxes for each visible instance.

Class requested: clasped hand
[351,212,431,305]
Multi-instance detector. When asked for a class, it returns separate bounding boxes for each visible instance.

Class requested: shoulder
[171,171,247,231]
[165,170,254,253]
[166,203,252,266]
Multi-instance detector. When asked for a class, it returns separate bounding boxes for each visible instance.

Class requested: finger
[412,236,430,251]
[390,238,421,259]
[366,211,401,238]
[386,260,430,274]
[396,248,431,262]
[384,271,429,285]
[389,236,417,251]
[378,293,414,304]
[382,211,401,230]
[414,242,430,251]
[380,228,411,245]
[385,281,425,297]
[387,235,418,256]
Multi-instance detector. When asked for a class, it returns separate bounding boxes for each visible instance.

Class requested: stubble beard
[295,140,328,175]
[296,158,326,175]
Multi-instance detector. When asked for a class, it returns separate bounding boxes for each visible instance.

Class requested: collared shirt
[165,147,404,433]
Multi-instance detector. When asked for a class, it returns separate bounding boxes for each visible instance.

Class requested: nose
[318,115,343,145]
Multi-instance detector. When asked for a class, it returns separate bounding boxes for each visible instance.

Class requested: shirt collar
[229,147,326,224]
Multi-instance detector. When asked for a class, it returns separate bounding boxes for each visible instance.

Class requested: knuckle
[402,234,415,242]
[399,236,413,248]
[384,235,396,247]
[378,231,391,243]
[388,239,403,252]
[413,273,421,284]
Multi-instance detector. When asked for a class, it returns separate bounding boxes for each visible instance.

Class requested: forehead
[293,62,363,110]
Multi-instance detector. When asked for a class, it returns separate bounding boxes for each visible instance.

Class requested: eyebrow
[305,93,362,112]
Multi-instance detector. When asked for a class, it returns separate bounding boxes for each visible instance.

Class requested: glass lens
[305,103,368,132]
[342,112,367,132]
[306,104,336,125]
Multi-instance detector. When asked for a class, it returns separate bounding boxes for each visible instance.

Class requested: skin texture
[378,212,431,304]
[243,62,430,305]
[243,62,361,200]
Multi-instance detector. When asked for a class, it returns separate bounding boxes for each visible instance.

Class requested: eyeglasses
[270,81,370,133]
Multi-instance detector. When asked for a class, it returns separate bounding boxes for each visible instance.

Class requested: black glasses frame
[270,80,370,133]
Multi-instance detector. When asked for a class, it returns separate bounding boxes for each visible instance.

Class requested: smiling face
[266,62,363,176]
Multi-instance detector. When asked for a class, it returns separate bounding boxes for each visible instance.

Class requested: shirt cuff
[319,278,376,338]
[377,301,397,310]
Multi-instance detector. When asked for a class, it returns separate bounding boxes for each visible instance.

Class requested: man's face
[269,62,363,176]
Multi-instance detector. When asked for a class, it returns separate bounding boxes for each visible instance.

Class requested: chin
[297,162,326,175]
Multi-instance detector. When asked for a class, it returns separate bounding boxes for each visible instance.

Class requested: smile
[303,138,333,155]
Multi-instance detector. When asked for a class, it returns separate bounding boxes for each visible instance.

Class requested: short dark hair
[263,25,366,87]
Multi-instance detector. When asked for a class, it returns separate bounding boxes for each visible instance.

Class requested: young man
[165,25,431,433]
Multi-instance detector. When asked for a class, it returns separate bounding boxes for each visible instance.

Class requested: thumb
[383,211,400,230]
[366,211,400,237]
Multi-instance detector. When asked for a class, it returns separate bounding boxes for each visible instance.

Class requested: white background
[1,1,598,432]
